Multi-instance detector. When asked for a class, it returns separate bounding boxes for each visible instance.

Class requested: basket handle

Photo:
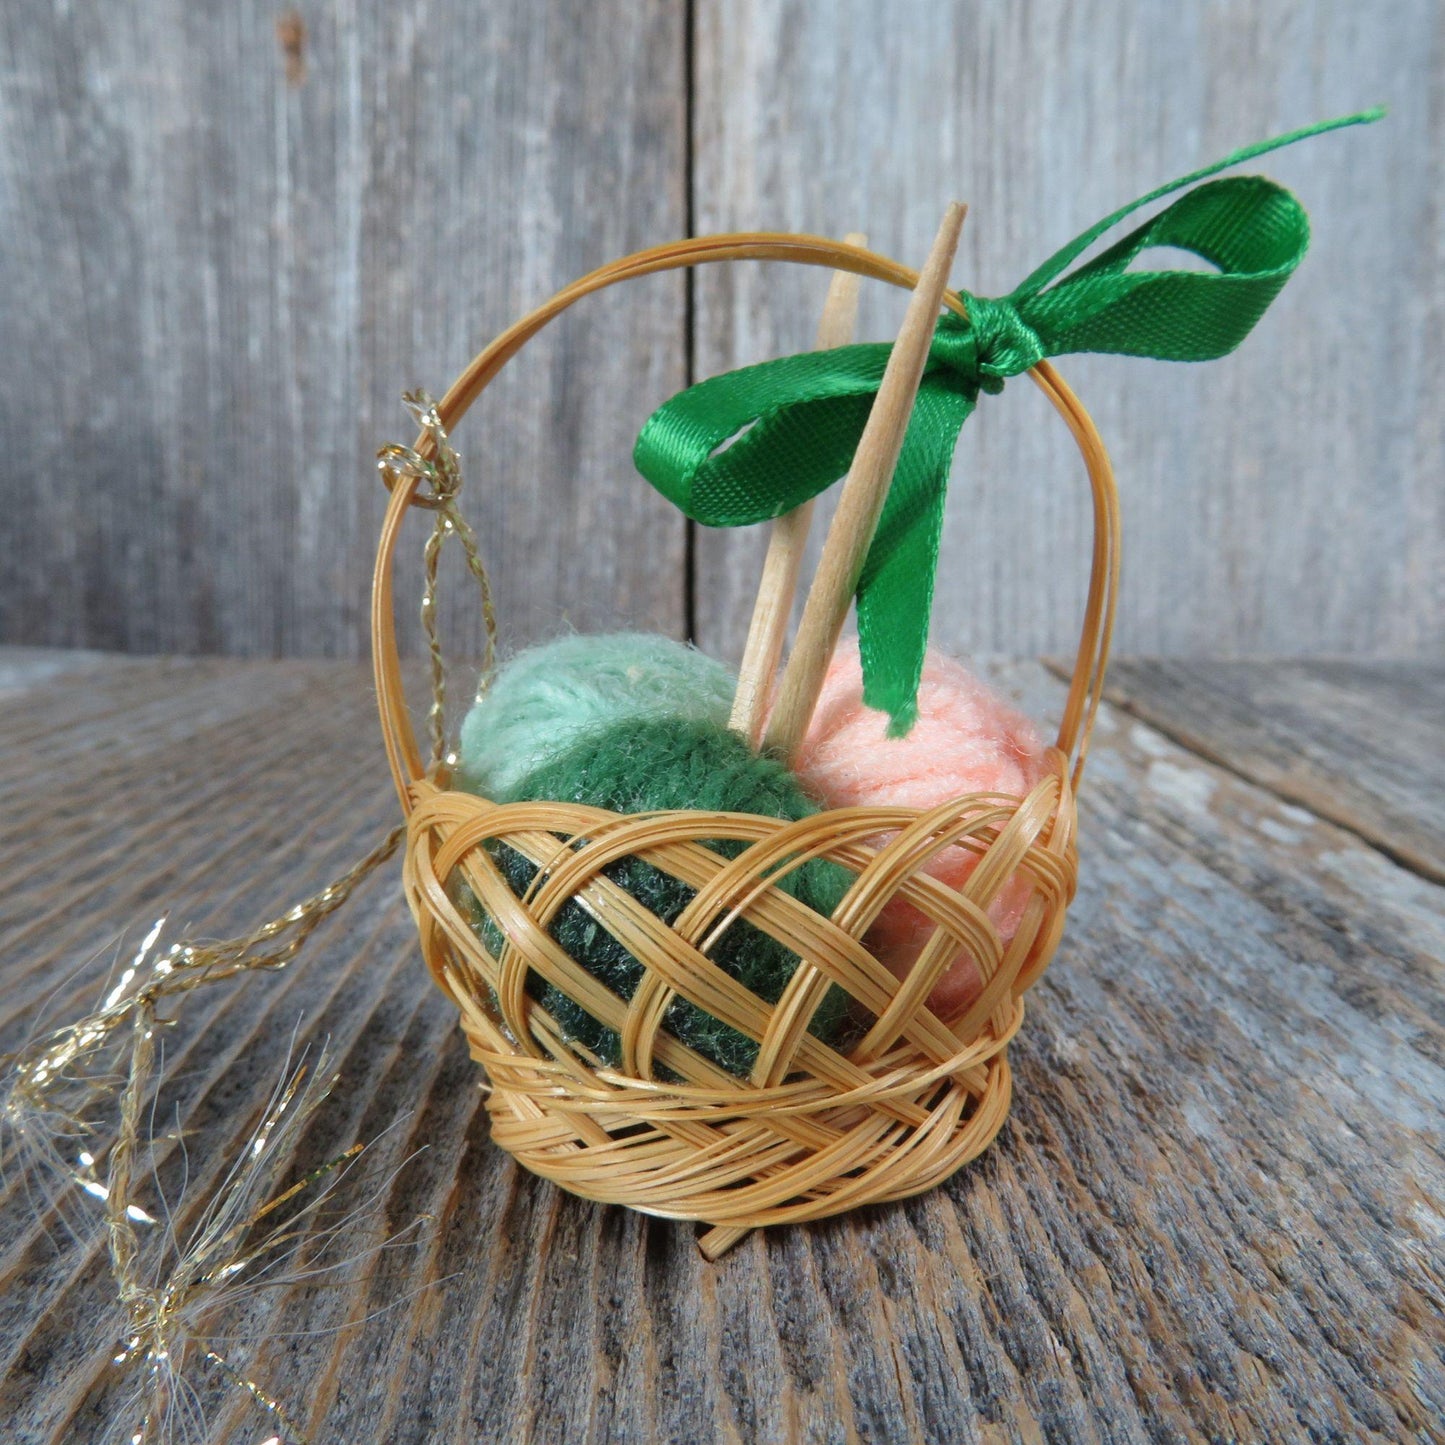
[371,234,1118,814]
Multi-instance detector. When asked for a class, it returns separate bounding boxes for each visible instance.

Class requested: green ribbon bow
[634,108,1382,734]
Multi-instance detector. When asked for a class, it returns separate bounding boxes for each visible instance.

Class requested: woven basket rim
[404,739,1075,1080]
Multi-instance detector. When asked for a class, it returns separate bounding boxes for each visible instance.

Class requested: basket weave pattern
[403,755,1077,1227]
[373,234,1118,1246]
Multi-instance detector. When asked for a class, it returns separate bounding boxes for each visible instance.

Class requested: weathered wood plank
[0,0,688,658]
[1091,658,1445,884]
[0,650,118,700]
[691,0,1444,667]
[0,651,1441,1443]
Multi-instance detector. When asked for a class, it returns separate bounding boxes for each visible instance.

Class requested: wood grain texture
[1092,657,1445,885]
[1,650,1441,1443]
[691,0,1445,667]
[765,203,964,760]
[0,0,688,658]
[4,3,1443,666]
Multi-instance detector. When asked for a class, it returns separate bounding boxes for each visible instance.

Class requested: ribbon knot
[930,300,1045,397]
[633,109,1381,734]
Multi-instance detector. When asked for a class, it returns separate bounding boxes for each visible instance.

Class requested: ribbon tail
[855,382,976,736]
[1009,107,1382,300]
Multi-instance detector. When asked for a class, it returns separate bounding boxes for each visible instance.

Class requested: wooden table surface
[1,648,1441,1444]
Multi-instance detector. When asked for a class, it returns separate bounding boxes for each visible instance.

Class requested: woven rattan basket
[372,233,1119,1258]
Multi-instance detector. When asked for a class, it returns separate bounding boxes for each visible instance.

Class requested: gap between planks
[1043,657,1445,889]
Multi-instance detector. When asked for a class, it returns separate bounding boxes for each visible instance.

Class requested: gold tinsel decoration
[0,394,483,1445]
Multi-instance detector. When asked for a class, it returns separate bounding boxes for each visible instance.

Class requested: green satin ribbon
[635,109,1383,734]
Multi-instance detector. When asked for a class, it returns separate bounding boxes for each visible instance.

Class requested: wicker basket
[371,234,1119,1257]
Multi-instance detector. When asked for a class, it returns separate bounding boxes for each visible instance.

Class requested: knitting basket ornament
[373,113,1377,1258]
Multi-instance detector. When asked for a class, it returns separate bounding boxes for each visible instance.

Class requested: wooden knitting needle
[729,232,867,748]
[762,202,966,763]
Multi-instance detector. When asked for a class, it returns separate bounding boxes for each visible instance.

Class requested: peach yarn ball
[790,639,1047,1019]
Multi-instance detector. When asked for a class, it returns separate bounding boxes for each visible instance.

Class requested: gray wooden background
[2,0,1440,668]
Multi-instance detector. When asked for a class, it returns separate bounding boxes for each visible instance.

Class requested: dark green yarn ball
[467,715,854,1077]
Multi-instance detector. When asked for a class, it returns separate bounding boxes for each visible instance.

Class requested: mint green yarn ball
[456,632,736,802]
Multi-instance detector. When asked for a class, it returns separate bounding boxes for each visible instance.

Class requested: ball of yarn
[469,715,853,1078]
[456,631,735,803]
[790,639,1047,1019]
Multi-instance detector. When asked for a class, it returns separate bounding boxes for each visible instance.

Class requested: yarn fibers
[791,639,1047,1018]
[459,682,853,1076]
[456,627,1049,1056]
[457,632,734,802]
